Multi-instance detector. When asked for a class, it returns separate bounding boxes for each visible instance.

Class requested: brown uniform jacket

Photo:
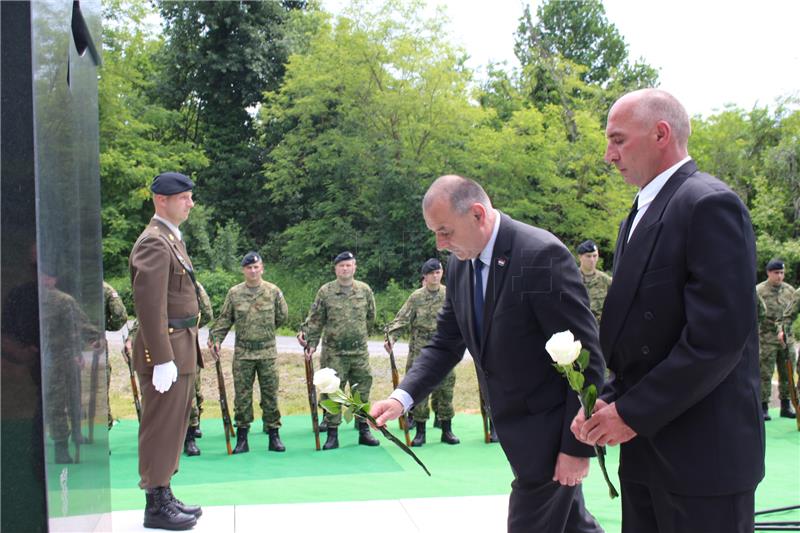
[129,218,203,375]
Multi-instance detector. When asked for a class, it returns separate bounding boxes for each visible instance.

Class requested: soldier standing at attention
[576,240,612,324]
[209,252,288,454]
[297,251,380,450]
[103,281,128,428]
[129,172,203,531]
[385,258,459,446]
[756,259,796,420]
[781,287,800,379]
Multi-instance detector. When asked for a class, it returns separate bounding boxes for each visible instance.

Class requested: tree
[99,0,207,275]
[155,0,305,242]
[258,0,480,286]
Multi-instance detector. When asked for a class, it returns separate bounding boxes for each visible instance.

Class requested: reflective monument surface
[1,1,109,531]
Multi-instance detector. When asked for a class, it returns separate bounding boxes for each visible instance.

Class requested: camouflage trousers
[320,351,372,428]
[760,341,796,402]
[188,371,203,429]
[45,355,81,442]
[406,351,455,422]
[233,357,281,430]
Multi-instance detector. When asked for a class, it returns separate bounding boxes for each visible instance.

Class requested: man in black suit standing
[371,175,605,533]
[573,89,765,533]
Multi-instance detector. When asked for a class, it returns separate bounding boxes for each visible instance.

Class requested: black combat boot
[268,428,286,452]
[164,486,202,518]
[143,487,196,530]
[780,399,797,418]
[323,427,339,450]
[433,414,441,428]
[762,402,772,421]
[183,428,200,456]
[233,427,250,454]
[54,440,73,464]
[358,421,380,446]
[318,418,328,433]
[191,425,202,439]
[440,420,460,445]
[411,422,426,447]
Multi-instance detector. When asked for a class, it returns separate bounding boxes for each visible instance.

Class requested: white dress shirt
[628,156,692,241]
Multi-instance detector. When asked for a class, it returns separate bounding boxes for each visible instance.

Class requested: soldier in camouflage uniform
[576,240,612,323]
[297,251,380,450]
[756,259,796,419]
[104,281,128,428]
[41,273,102,463]
[385,258,459,446]
[209,252,288,453]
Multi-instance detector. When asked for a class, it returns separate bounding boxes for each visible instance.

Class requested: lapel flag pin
[497,257,507,267]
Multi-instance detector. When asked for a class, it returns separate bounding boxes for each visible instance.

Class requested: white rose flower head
[545,330,582,366]
[313,367,341,394]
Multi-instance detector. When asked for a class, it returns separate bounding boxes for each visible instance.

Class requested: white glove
[152,361,178,393]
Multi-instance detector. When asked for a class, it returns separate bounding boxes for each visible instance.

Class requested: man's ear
[655,120,671,144]
[471,203,486,223]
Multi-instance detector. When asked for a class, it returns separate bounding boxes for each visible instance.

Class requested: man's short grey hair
[633,89,692,147]
[423,175,491,215]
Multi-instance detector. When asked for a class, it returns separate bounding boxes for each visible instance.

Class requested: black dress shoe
[143,487,196,530]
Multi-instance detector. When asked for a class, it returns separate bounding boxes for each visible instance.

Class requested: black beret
[420,258,442,275]
[241,251,262,267]
[334,251,355,264]
[766,258,785,271]
[576,240,598,255]
[150,172,194,195]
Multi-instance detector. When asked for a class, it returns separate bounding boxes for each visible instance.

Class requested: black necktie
[473,259,484,336]
[621,196,639,254]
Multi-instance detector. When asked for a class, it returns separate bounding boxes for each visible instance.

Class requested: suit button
[644,311,654,321]
[641,345,650,355]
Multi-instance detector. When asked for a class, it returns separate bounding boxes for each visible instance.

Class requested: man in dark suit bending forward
[371,175,606,533]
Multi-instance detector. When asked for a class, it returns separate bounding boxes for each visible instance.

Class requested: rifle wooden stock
[87,344,102,443]
[211,343,235,454]
[120,334,142,422]
[786,351,800,432]
[385,334,411,446]
[478,389,490,444]
[303,352,321,451]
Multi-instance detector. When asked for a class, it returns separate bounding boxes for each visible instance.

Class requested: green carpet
[110,412,800,532]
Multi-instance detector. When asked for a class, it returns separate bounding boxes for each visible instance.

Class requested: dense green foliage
[100,0,800,297]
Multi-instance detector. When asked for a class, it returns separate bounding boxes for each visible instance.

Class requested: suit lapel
[601,160,696,356]
[482,213,514,346]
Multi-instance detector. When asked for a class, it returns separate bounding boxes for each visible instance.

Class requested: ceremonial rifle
[120,331,142,422]
[384,332,412,446]
[783,326,800,431]
[303,345,321,451]
[210,337,235,454]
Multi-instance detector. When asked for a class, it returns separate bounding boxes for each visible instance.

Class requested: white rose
[313,367,341,394]
[545,330,582,365]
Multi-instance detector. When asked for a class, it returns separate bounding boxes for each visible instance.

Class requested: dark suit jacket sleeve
[131,235,174,366]
[528,241,605,457]
[399,273,466,402]
[616,190,757,437]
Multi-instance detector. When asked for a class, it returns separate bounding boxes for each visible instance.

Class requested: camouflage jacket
[756,280,795,341]
[385,285,445,358]
[581,269,612,322]
[302,280,375,355]
[210,279,287,359]
[103,281,128,332]
[782,288,800,340]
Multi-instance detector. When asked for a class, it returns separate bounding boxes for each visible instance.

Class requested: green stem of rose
[577,395,619,499]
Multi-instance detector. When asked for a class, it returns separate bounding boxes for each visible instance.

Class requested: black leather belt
[168,314,200,331]
[236,339,273,350]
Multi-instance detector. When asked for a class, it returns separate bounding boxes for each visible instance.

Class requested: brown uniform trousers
[130,218,203,489]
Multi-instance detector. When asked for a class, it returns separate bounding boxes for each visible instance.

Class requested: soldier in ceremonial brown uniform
[129,172,203,530]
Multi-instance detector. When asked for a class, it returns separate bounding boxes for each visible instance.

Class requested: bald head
[423,175,492,215]
[422,175,496,260]
[613,89,691,149]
